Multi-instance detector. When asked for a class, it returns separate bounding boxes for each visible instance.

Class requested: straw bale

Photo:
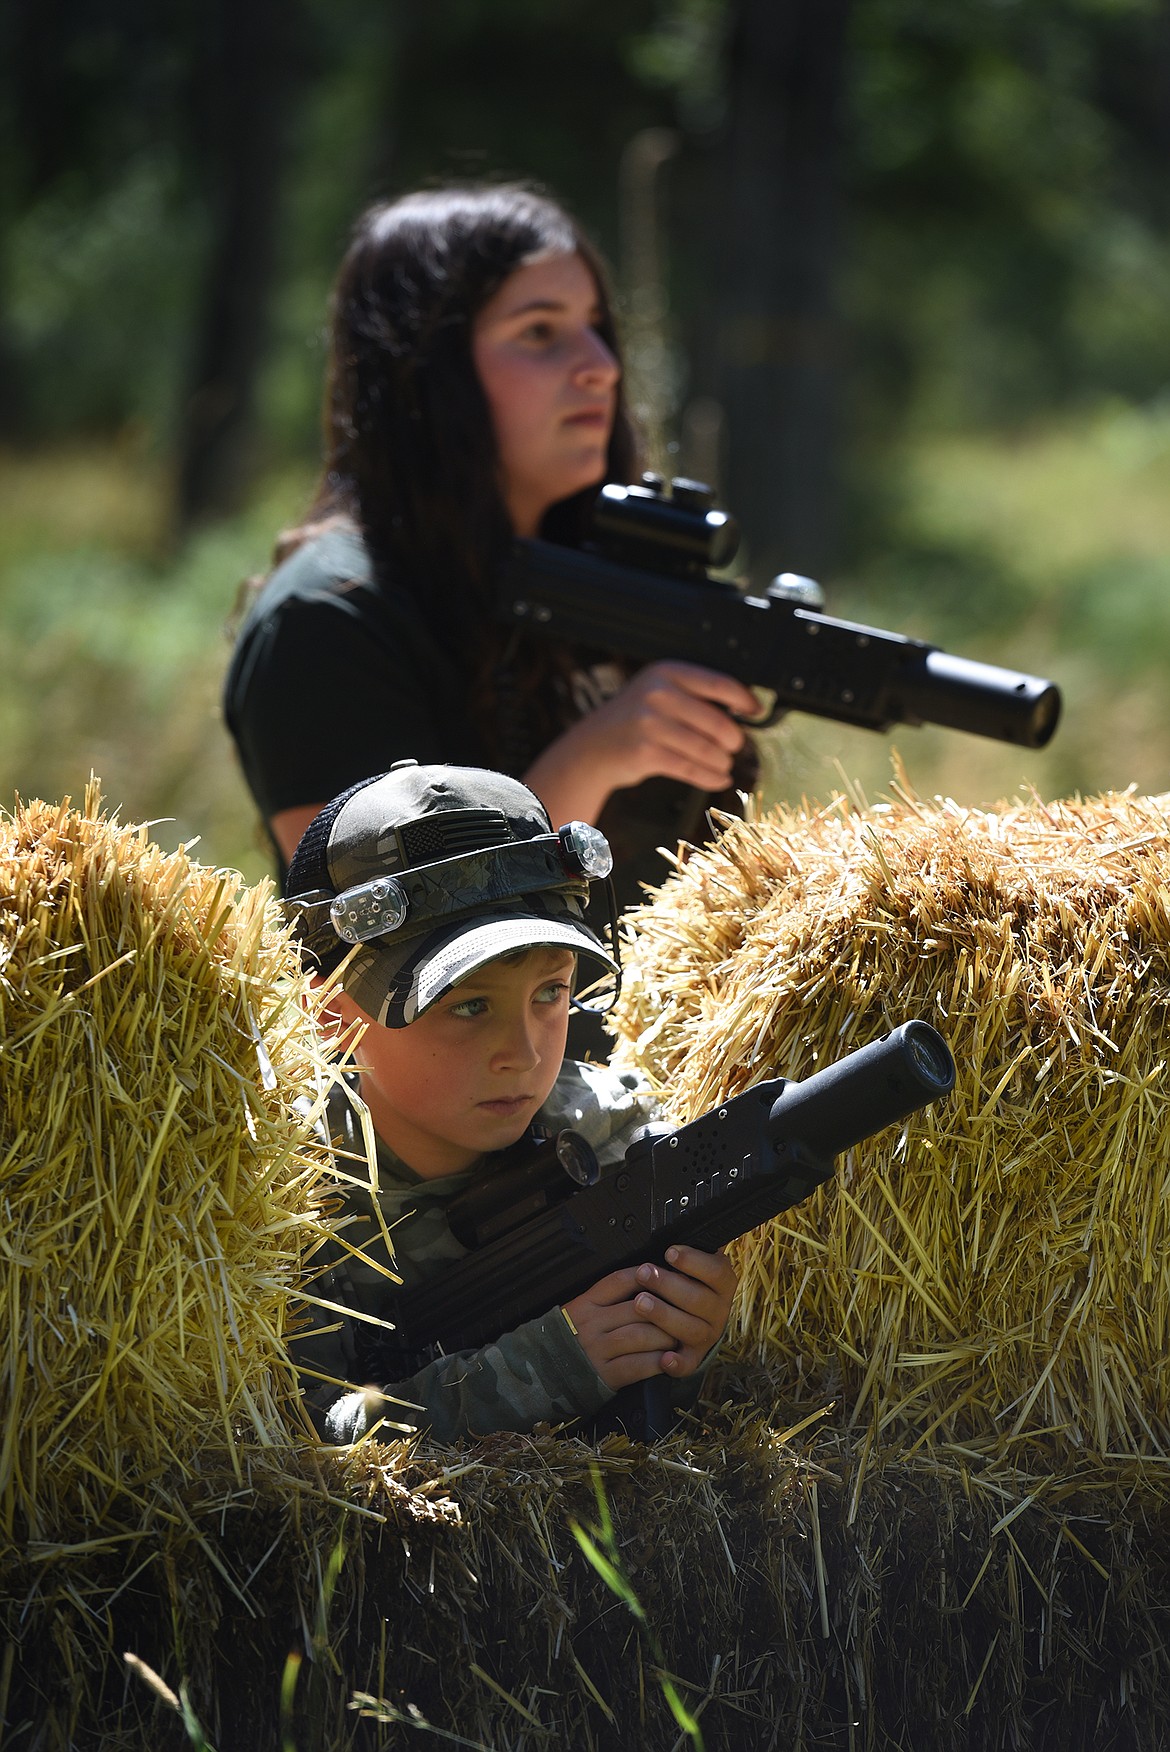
[13,782,1170,1750]
[12,1399,1170,1751]
[4,1410,817,1749]
[0,784,344,1551]
[608,783,1170,1466]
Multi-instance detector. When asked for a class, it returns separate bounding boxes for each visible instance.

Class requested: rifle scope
[446,1127,600,1249]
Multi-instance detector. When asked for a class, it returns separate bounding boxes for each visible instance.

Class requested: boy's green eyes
[446,980,570,1020]
[448,995,490,1018]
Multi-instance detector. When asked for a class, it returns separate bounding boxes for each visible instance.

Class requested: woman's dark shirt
[223,524,751,913]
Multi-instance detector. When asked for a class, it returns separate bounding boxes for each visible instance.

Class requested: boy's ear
[310,975,366,1045]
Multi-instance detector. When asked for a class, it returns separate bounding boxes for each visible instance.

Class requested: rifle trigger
[737,687,784,729]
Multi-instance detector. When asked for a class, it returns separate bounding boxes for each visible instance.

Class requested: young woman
[223,183,758,911]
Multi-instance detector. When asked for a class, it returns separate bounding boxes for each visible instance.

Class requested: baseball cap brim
[342,907,619,1028]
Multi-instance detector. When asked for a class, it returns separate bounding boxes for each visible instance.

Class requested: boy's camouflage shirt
[293,1059,712,1445]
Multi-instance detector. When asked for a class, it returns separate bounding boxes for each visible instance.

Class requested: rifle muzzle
[901,651,1062,749]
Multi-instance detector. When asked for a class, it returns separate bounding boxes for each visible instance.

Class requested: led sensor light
[559,821,613,880]
[330,877,409,944]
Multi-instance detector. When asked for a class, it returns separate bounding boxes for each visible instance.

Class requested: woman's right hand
[524,660,760,827]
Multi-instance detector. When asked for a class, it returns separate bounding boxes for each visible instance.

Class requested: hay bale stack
[8,784,1170,1749]
[609,786,1170,1463]
[0,784,341,1550]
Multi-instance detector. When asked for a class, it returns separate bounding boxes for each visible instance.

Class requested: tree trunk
[714,0,850,584]
[174,0,299,532]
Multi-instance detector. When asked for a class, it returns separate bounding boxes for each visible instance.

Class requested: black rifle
[496,477,1061,749]
[392,1022,956,1434]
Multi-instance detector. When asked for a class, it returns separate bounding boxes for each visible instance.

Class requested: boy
[285,760,737,1444]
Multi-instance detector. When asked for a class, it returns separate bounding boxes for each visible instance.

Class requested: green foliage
[4,4,1170,844]
[5,150,204,438]
[570,1464,706,1751]
[0,449,311,881]
[6,0,1170,489]
[124,1653,218,1752]
[624,0,728,131]
[847,0,1170,437]
[770,397,1170,814]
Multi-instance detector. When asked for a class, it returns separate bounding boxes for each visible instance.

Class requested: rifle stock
[393,1021,955,1357]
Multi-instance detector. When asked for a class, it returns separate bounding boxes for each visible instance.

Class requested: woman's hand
[524,661,760,826]
[563,1244,738,1390]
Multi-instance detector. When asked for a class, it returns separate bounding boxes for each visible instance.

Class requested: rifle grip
[587,1376,678,1443]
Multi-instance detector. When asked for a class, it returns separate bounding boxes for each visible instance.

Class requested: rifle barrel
[898,650,1061,749]
[765,1021,955,1165]
[391,1022,956,1355]
[497,540,1063,751]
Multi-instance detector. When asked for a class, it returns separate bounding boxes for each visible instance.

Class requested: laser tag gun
[495,476,1061,749]
[392,1021,956,1434]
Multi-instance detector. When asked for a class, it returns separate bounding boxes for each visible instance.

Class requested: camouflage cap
[283,762,618,1027]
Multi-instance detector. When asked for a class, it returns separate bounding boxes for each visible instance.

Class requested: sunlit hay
[608,782,1170,1465]
[8,780,1170,1747]
[0,783,346,1551]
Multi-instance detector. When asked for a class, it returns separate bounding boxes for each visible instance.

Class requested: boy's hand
[563,1244,738,1391]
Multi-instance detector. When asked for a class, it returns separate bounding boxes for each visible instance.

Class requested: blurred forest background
[3,0,1170,883]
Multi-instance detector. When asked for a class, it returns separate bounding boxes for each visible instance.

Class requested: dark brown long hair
[278,184,640,756]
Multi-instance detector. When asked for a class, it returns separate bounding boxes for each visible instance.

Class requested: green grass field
[764,403,1170,817]
[3,410,1168,891]
[0,446,312,883]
